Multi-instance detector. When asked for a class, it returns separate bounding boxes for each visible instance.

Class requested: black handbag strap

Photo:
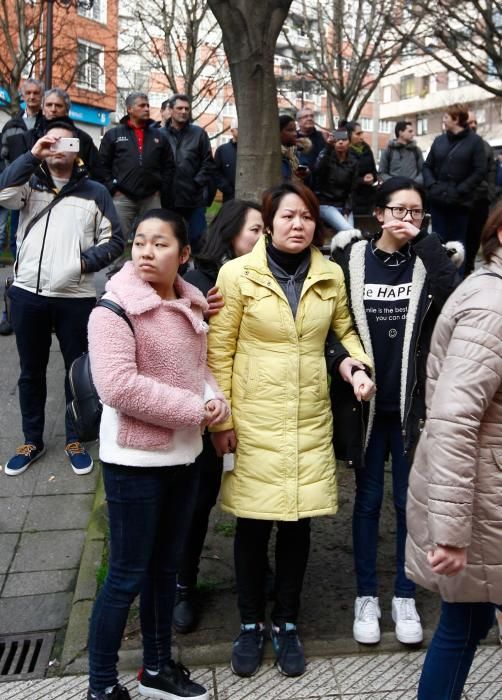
[21,193,64,242]
[96,298,134,335]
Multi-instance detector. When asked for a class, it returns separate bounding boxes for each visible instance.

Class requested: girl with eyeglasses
[328,177,461,648]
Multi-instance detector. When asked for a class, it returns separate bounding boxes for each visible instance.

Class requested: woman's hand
[352,370,375,402]
[382,220,420,241]
[205,286,224,319]
[211,429,237,456]
[203,398,230,427]
[338,356,366,383]
[363,173,375,185]
[427,546,467,577]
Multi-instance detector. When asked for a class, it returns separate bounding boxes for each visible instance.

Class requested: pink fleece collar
[105,261,208,317]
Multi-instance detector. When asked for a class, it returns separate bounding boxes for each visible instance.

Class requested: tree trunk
[207,0,293,201]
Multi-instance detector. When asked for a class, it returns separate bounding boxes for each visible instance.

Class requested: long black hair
[195,199,261,269]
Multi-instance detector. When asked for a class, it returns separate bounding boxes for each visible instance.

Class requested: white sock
[145,668,159,676]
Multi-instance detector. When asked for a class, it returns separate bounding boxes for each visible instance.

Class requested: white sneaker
[353,596,381,643]
[392,597,423,644]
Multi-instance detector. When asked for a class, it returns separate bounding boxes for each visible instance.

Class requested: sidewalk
[1,645,501,699]
[0,265,99,650]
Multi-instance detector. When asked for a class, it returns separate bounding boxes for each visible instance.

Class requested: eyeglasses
[385,206,424,221]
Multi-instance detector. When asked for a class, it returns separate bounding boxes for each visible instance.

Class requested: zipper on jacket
[402,295,433,446]
[35,211,52,295]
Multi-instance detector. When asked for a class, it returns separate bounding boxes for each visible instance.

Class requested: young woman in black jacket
[313,128,358,232]
[174,199,263,632]
[328,177,461,647]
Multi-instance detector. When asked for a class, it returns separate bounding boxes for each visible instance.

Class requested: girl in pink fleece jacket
[86,209,228,700]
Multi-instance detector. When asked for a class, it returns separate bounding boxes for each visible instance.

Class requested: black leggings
[234,517,311,625]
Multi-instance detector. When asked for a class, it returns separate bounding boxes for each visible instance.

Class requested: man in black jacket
[296,108,327,171]
[99,92,175,240]
[423,103,486,274]
[164,94,215,252]
[214,119,237,202]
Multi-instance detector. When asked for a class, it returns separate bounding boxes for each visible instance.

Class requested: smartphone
[50,137,80,152]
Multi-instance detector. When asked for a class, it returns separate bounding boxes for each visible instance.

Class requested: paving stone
[9,530,85,572]
[464,646,502,684]
[0,532,18,574]
[24,494,94,531]
[215,658,338,699]
[333,651,424,694]
[34,456,98,496]
[0,495,30,532]
[464,681,502,699]
[2,569,77,597]
[0,590,73,633]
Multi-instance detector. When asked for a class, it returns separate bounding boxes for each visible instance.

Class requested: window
[382,85,393,103]
[416,117,428,136]
[447,71,469,89]
[420,75,430,97]
[79,0,106,23]
[77,41,105,92]
[361,117,373,131]
[379,120,393,134]
[400,74,415,100]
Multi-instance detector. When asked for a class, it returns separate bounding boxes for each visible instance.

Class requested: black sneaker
[138,661,208,699]
[0,318,12,336]
[173,586,197,634]
[271,622,306,677]
[231,623,265,677]
[87,684,131,699]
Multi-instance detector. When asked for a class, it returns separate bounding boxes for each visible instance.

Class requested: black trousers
[234,516,311,625]
[177,435,223,587]
[466,198,490,276]
[9,285,95,445]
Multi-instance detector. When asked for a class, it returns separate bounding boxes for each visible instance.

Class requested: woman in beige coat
[406,202,502,699]
[208,181,373,678]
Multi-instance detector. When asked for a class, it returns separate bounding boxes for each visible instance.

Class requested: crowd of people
[0,81,501,700]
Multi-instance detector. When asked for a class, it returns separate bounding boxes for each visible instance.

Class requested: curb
[61,465,107,671]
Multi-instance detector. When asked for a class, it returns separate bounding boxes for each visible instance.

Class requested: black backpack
[66,299,134,442]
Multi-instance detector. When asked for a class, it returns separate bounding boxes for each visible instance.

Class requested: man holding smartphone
[0,122,124,477]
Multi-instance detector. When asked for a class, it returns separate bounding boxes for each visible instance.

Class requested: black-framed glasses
[385,206,424,221]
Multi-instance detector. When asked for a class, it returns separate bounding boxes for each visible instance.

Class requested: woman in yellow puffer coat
[208,182,373,679]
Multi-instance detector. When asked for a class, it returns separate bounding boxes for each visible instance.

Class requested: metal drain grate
[0,632,55,681]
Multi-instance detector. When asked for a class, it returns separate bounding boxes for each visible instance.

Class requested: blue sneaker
[65,441,93,475]
[271,622,305,676]
[5,443,46,476]
[231,623,265,677]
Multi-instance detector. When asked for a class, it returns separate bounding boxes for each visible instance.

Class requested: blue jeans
[88,461,200,692]
[0,206,8,250]
[418,601,495,699]
[353,412,415,598]
[10,209,19,259]
[319,205,354,232]
[9,285,96,444]
[175,207,207,254]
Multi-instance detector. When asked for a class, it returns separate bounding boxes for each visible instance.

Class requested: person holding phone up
[0,122,123,477]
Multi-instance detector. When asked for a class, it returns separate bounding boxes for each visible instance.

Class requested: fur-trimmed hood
[330,229,465,269]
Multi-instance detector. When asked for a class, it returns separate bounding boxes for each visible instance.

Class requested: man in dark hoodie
[379,121,423,184]
[99,92,175,241]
